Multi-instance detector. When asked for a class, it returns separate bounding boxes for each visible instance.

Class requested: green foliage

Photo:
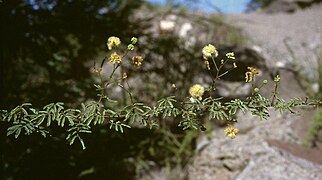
[128,128,199,174]
[306,108,322,147]
[205,97,228,121]
[2,83,320,147]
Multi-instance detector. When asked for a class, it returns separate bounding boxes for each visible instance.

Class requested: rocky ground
[188,109,322,180]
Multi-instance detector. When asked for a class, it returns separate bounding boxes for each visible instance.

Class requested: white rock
[311,82,319,94]
[179,22,192,38]
[251,45,262,53]
[159,20,175,32]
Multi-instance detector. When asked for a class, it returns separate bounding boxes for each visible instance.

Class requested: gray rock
[236,151,322,180]
[189,110,322,180]
[265,0,300,13]
[264,0,320,13]
[216,81,252,98]
[226,4,321,96]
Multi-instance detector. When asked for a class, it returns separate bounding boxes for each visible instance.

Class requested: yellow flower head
[248,67,259,74]
[245,67,259,82]
[202,44,218,59]
[224,125,239,139]
[226,52,235,59]
[107,36,121,50]
[132,56,143,67]
[189,84,205,99]
[109,52,122,64]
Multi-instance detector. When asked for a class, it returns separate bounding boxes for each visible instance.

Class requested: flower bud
[254,88,260,93]
[128,44,134,51]
[131,37,138,44]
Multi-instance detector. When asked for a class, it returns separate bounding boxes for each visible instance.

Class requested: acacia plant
[1,36,321,150]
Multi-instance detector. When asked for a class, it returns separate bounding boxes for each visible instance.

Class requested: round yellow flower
[189,84,205,99]
[224,125,239,139]
[109,52,122,64]
[202,44,218,59]
[107,36,121,50]
[132,56,143,67]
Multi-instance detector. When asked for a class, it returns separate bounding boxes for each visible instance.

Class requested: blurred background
[0,0,321,179]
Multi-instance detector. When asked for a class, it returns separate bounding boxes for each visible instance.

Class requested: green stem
[215,59,229,80]
[251,74,255,96]
[217,67,234,79]
[211,57,219,72]
[271,82,279,106]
